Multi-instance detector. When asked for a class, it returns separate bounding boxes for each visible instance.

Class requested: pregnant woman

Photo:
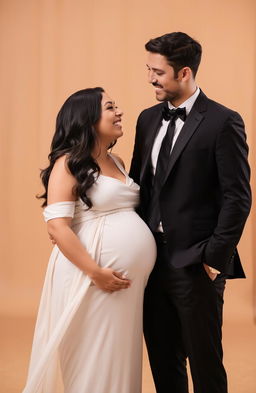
[22,87,156,393]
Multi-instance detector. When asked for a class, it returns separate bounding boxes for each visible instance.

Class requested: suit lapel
[140,105,164,182]
[162,91,208,185]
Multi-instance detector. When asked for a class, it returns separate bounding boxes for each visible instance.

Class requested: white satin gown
[22,154,156,393]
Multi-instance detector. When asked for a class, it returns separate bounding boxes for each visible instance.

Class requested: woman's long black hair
[38,87,112,208]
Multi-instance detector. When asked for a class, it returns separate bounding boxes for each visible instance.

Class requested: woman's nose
[115,107,123,116]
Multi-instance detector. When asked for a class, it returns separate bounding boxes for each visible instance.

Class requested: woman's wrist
[87,264,101,279]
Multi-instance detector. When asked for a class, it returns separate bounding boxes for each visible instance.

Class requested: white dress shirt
[151,87,200,175]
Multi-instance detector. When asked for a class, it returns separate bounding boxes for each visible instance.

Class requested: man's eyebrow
[104,101,115,106]
[146,64,164,72]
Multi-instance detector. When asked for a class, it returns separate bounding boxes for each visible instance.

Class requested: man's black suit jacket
[129,91,251,278]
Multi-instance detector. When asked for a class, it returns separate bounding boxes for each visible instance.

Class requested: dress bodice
[43,154,140,224]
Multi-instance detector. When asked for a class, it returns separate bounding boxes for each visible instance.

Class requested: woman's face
[95,92,123,144]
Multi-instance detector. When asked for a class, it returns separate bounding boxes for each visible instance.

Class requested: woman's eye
[107,106,114,110]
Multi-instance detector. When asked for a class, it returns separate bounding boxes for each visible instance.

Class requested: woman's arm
[46,156,131,293]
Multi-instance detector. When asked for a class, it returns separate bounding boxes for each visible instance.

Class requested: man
[129,32,251,393]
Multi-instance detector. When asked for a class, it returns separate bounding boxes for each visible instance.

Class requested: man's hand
[203,264,218,281]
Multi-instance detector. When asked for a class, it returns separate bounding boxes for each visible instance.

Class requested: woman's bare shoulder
[47,155,77,203]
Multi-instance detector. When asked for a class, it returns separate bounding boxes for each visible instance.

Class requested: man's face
[146,52,183,103]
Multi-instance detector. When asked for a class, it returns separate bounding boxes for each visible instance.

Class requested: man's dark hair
[145,32,202,78]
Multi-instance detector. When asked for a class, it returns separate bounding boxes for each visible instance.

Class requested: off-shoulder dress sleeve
[43,201,76,222]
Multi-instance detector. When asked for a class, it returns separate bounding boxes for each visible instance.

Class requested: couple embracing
[23,32,251,393]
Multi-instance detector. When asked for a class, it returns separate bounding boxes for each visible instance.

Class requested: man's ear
[179,67,192,81]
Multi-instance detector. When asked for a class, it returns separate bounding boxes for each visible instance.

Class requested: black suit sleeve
[129,113,143,185]
[204,111,251,270]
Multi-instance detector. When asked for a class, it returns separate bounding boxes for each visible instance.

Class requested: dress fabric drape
[23,155,156,393]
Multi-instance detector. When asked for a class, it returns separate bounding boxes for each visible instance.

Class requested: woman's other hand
[90,268,131,293]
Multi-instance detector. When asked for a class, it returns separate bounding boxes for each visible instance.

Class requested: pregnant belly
[100,211,156,280]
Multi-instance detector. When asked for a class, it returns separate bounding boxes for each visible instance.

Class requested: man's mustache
[152,82,163,88]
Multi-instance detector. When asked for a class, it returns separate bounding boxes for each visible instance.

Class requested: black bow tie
[162,106,187,122]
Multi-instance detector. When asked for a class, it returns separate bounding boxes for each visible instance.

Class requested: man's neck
[169,85,197,107]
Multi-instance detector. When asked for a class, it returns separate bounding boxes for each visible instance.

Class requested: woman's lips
[113,120,122,128]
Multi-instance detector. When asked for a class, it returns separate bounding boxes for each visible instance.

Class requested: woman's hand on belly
[90,267,131,293]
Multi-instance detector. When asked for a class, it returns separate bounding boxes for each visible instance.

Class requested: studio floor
[1,315,255,393]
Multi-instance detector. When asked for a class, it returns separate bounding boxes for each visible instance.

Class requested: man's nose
[148,70,156,84]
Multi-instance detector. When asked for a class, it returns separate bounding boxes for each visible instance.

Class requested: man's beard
[152,83,180,103]
[155,90,180,103]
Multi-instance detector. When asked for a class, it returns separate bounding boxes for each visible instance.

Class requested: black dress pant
[144,234,228,393]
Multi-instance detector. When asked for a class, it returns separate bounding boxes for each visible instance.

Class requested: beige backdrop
[0,0,255,325]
